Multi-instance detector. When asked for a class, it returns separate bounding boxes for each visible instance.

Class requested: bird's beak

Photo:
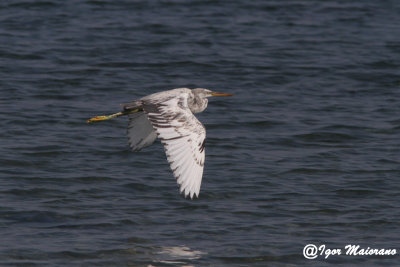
[210,92,234,96]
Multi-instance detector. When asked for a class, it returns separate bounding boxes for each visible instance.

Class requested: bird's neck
[189,95,208,114]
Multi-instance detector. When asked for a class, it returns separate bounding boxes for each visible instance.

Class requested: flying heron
[87,88,233,199]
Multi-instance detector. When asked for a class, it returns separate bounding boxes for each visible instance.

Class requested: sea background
[0,0,399,266]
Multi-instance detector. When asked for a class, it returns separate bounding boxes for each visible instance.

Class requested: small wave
[158,246,205,259]
[151,246,206,266]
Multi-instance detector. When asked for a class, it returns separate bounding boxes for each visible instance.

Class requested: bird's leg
[87,109,140,123]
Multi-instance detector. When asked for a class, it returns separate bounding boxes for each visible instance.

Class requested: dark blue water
[1,0,399,266]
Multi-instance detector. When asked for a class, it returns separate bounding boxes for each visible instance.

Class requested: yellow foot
[87,110,138,123]
[87,116,109,123]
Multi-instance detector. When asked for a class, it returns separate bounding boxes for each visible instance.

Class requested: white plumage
[88,88,233,199]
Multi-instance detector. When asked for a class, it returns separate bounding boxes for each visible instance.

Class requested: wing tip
[180,186,200,200]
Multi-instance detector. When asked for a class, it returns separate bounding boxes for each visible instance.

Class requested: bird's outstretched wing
[142,94,205,199]
[127,112,157,151]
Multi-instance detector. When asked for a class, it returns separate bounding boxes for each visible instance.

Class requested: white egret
[87,88,233,199]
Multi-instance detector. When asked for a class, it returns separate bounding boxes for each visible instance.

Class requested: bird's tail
[87,109,140,123]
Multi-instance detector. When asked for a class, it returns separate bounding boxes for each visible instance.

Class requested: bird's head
[192,88,234,98]
[189,88,233,114]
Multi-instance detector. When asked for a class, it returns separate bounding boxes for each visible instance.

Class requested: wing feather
[127,112,157,151]
[142,91,206,199]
